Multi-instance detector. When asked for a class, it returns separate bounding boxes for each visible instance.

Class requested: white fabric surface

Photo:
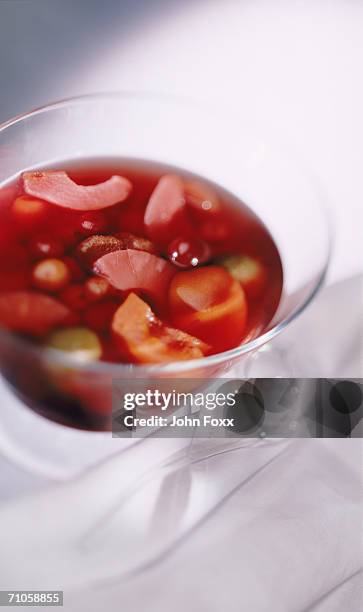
[0,276,362,611]
[0,1,362,610]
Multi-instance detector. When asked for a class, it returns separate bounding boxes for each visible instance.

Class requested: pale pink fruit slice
[0,291,71,337]
[144,174,193,248]
[22,171,132,211]
[94,249,175,309]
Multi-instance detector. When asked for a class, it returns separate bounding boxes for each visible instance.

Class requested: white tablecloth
[0,1,362,610]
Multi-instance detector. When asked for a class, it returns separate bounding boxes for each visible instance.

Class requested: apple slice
[0,291,71,337]
[22,170,132,211]
[94,249,175,310]
[144,174,193,248]
[112,292,210,363]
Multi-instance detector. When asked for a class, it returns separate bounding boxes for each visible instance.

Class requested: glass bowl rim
[0,91,333,375]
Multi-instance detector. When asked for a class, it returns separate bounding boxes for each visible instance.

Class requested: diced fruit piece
[46,327,102,362]
[94,249,175,310]
[185,180,221,215]
[22,170,132,211]
[84,277,112,302]
[29,234,65,259]
[84,300,119,333]
[218,255,267,299]
[0,291,71,336]
[167,236,210,269]
[112,293,210,363]
[116,232,157,254]
[32,258,71,292]
[77,212,109,236]
[144,175,193,248]
[12,195,48,226]
[169,266,248,352]
[60,284,88,311]
[76,235,122,269]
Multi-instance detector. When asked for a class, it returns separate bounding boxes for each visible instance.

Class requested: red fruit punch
[144,174,193,248]
[0,291,71,337]
[94,249,175,310]
[22,171,132,211]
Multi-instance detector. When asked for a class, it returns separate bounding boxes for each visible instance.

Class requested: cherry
[77,212,108,236]
[167,236,210,269]
[29,234,65,259]
[84,276,112,302]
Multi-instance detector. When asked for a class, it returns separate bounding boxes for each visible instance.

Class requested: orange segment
[112,293,210,364]
[169,266,248,352]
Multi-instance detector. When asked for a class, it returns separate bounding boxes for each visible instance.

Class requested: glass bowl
[0,93,332,437]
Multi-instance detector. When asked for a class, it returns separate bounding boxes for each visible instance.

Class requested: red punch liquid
[0,159,283,428]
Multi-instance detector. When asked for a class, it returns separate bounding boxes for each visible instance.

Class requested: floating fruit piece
[94,249,175,310]
[169,266,248,352]
[46,327,102,362]
[32,258,71,292]
[144,175,193,248]
[60,284,88,311]
[22,170,132,211]
[12,195,49,227]
[29,233,65,259]
[76,234,122,269]
[218,255,267,299]
[84,300,119,333]
[0,291,71,336]
[116,232,157,255]
[112,293,210,364]
[77,211,109,236]
[167,236,210,269]
[84,277,112,302]
[185,180,221,215]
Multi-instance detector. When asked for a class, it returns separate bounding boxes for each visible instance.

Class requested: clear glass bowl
[0,93,332,435]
